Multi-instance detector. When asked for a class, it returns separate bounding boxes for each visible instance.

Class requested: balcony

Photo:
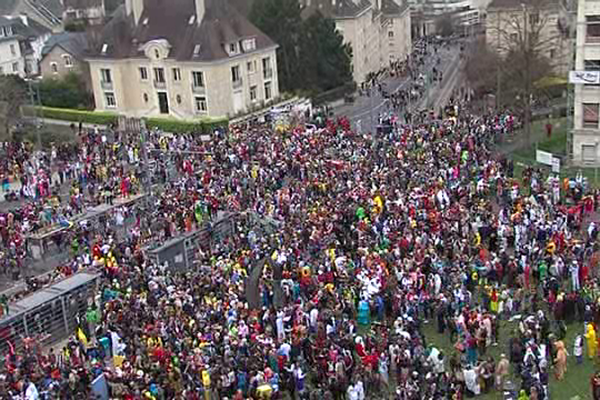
[263,68,273,80]
[587,35,600,44]
[100,80,113,90]
[153,80,166,89]
[192,84,206,94]
[232,78,243,89]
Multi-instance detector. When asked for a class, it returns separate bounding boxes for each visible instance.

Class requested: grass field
[505,118,600,189]
[422,319,597,400]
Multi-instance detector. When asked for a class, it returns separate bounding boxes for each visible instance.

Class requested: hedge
[22,106,228,134]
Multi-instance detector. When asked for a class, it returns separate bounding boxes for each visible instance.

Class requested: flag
[77,327,88,347]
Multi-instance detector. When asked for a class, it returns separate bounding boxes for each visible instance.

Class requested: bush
[37,73,94,110]
[38,107,118,125]
[24,106,228,134]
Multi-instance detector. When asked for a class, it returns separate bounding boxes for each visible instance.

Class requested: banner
[91,373,109,400]
[569,71,600,85]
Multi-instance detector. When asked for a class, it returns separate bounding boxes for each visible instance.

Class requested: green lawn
[505,118,600,188]
[422,319,597,400]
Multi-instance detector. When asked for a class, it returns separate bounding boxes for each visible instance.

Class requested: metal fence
[0,272,99,354]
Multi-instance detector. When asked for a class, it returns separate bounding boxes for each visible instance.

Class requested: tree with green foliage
[250,0,353,94]
[38,72,93,110]
[250,0,304,93]
[299,11,353,93]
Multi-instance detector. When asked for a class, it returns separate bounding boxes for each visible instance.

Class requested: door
[158,92,169,114]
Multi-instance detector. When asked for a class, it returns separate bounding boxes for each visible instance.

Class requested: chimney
[19,14,28,26]
[125,0,144,25]
[196,0,205,24]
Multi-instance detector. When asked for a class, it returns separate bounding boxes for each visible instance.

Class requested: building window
[584,60,600,86]
[154,49,160,59]
[229,43,237,53]
[172,68,182,82]
[195,96,207,113]
[243,38,256,52]
[12,62,18,73]
[264,81,272,100]
[192,71,205,87]
[154,67,165,83]
[176,95,182,104]
[262,57,272,79]
[63,55,73,67]
[50,62,58,73]
[247,60,256,73]
[143,93,149,103]
[10,44,15,56]
[231,65,241,83]
[582,144,597,163]
[549,49,555,59]
[139,67,148,80]
[250,85,257,101]
[105,92,116,108]
[388,31,394,38]
[587,16,600,43]
[528,12,539,25]
[583,103,600,128]
[100,68,112,83]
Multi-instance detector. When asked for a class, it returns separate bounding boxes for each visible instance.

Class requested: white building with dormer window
[86,0,279,120]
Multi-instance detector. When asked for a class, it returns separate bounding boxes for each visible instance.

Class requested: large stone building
[40,32,89,81]
[485,0,572,75]
[572,0,600,164]
[86,0,280,120]
[302,0,412,84]
[0,15,51,77]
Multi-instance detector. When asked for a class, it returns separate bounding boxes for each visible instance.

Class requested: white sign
[552,157,561,173]
[536,150,553,166]
[569,71,600,85]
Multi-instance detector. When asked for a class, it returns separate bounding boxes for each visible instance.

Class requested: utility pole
[522,3,532,147]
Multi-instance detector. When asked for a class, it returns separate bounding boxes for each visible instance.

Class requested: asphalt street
[335,43,464,133]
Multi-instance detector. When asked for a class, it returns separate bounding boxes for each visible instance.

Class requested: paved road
[335,43,463,132]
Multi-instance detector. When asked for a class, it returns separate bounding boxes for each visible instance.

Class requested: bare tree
[0,76,27,139]
[489,0,562,145]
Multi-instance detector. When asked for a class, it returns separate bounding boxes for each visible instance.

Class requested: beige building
[572,0,600,164]
[40,32,89,81]
[303,0,412,84]
[86,0,280,120]
[485,0,572,75]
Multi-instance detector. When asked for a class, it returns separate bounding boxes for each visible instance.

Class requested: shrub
[24,106,228,134]
[38,107,118,125]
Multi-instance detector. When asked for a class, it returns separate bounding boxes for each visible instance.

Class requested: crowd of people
[0,40,600,400]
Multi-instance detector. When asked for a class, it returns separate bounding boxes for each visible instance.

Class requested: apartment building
[486,0,572,75]
[86,0,280,120]
[0,15,51,77]
[62,0,106,26]
[303,0,412,84]
[572,0,600,164]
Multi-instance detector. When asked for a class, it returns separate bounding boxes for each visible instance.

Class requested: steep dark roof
[88,0,277,62]
[229,0,254,18]
[42,32,89,58]
[302,0,372,19]
[381,0,409,16]
[10,17,52,37]
[0,17,13,27]
[0,0,19,15]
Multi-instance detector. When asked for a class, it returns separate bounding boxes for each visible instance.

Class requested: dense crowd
[1,41,600,400]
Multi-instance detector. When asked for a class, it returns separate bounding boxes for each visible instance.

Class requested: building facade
[40,32,89,81]
[86,0,280,120]
[63,0,106,26]
[0,0,63,32]
[485,0,571,75]
[303,0,412,84]
[0,16,50,77]
[572,0,600,164]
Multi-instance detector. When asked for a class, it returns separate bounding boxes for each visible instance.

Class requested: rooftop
[88,0,277,62]
[42,31,89,58]
[488,0,559,9]
[302,0,373,19]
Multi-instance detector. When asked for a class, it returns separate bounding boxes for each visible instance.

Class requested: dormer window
[193,44,201,57]
[243,38,256,52]
[229,43,237,54]
[188,15,196,25]
[154,49,160,59]
[101,43,108,54]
